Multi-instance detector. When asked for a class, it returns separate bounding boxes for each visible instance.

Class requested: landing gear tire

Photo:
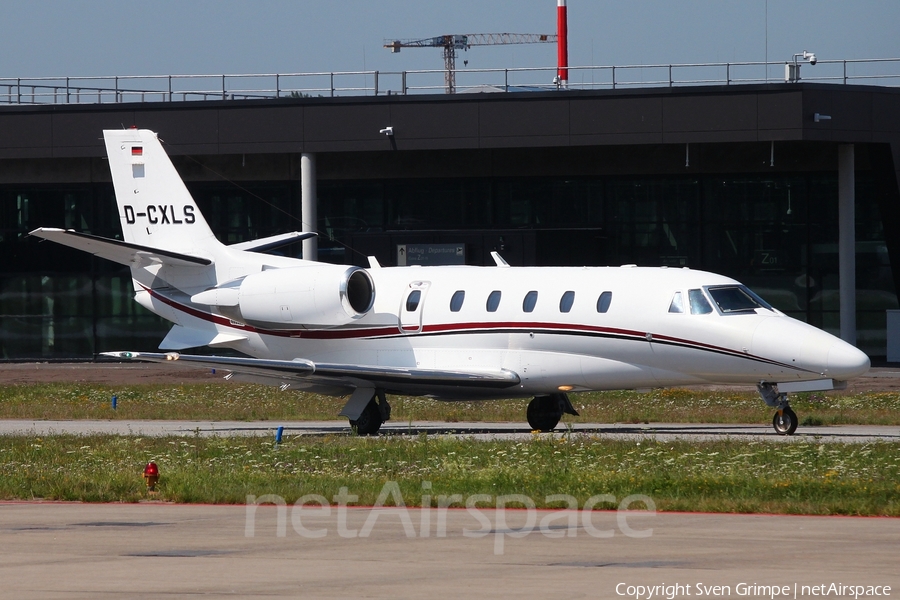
[527,396,562,432]
[772,406,798,436]
[351,399,383,436]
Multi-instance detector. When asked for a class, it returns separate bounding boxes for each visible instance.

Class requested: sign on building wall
[397,244,465,266]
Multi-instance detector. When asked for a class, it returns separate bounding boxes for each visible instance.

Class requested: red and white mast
[557,0,568,87]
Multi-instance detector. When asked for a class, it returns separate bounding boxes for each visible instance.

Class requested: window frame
[486,290,502,312]
[668,291,684,314]
[688,288,713,315]
[522,290,538,313]
[449,290,465,312]
[405,289,422,312]
[559,290,575,313]
[705,285,774,315]
[596,291,612,313]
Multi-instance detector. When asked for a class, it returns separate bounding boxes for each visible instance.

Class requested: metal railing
[2,58,899,105]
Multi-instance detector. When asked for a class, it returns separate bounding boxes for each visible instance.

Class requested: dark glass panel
[607,178,700,267]
[95,274,142,317]
[559,291,575,313]
[523,290,538,313]
[703,176,810,319]
[0,275,91,318]
[486,290,501,312]
[492,179,602,229]
[385,179,490,230]
[450,290,465,312]
[0,316,93,358]
[668,292,684,314]
[689,289,713,314]
[190,182,295,245]
[596,291,612,313]
[405,290,421,312]
[95,316,169,353]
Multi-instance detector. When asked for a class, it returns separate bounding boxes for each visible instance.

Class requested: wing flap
[102,352,315,379]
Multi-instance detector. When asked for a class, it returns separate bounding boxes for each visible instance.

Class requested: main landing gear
[526,393,580,432]
[757,383,799,435]
[342,389,391,436]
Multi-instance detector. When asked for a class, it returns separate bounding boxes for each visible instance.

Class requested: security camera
[379,126,394,136]
[808,55,817,65]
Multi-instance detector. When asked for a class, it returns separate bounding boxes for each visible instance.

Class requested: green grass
[1,383,900,426]
[1,433,898,515]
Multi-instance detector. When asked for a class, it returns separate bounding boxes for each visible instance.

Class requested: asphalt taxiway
[1,419,898,443]
[1,502,897,599]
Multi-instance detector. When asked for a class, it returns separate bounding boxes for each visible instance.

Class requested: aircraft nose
[826,339,870,380]
[752,316,869,381]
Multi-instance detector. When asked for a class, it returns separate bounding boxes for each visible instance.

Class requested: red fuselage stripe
[142,286,807,371]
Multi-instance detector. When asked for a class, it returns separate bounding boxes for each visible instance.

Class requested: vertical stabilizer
[103,129,220,254]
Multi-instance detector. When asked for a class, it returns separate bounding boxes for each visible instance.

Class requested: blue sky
[3,1,897,79]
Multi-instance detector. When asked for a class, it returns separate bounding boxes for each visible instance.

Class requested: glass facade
[1,170,896,359]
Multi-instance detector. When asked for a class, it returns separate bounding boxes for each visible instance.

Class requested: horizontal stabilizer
[229,231,316,253]
[29,228,211,267]
[102,351,521,389]
[159,325,247,350]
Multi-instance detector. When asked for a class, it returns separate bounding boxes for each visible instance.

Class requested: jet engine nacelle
[208,265,375,329]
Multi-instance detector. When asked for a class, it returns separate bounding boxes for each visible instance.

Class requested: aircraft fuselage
[137,263,868,400]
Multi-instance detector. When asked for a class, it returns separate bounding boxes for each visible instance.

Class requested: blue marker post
[275,426,284,445]
[111,395,118,411]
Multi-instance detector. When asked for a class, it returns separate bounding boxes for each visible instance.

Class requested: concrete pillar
[838,144,856,345]
[300,153,318,261]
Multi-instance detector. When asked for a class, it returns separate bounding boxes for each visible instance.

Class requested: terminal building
[1,73,900,360]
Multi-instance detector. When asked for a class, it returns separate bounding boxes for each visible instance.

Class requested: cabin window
[688,289,713,314]
[707,285,774,314]
[523,291,538,313]
[450,290,465,312]
[668,291,684,313]
[486,290,502,312]
[406,290,422,312]
[559,291,575,313]
[596,291,612,313]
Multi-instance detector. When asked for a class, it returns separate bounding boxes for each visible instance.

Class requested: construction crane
[384,33,557,94]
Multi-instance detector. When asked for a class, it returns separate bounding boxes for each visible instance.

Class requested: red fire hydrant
[143,462,160,491]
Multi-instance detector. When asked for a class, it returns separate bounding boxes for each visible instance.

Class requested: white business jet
[30,129,870,435]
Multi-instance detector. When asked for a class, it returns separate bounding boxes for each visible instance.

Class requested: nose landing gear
[757,383,798,435]
[772,406,799,435]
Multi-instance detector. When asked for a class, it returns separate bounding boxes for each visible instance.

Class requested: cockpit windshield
[706,285,774,314]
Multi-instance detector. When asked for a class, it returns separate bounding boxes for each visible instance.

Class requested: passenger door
[399,281,430,334]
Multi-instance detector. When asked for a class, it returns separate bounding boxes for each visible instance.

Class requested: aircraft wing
[29,228,211,267]
[101,351,521,391]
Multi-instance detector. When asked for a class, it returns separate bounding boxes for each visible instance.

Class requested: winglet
[491,251,510,267]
